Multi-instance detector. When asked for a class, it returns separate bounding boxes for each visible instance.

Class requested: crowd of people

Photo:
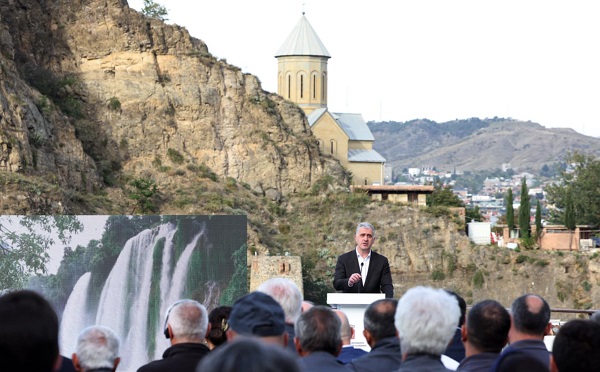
[1,278,599,372]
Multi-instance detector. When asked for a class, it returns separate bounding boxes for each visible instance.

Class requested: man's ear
[71,354,81,372]
[350,326,355,340]
[226,329,236,341]
[294,337,305,356]
[112,357,121,372]
[544,322,553,336]
[461,324,468,342]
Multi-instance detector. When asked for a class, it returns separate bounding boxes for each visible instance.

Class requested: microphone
[359,262,364,292]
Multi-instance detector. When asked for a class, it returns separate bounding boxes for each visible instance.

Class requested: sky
[127,0,600,138]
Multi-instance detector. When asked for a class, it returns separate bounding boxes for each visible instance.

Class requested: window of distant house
[300,75,304,98]
[408,193,418,203]
[287,75,291,99]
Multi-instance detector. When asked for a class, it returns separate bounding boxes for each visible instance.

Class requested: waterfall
[59,272,92,356]
[58,221,218,372]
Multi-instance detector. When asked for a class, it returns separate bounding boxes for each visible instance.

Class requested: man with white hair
[72,325,120,372]
[395,286,460,371]
[138,299,211,372]
[257,277,303,353]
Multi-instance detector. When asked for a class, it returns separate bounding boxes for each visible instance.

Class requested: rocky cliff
[0,0,345,214]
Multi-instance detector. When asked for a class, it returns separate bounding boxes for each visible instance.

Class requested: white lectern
[327,293,385,351]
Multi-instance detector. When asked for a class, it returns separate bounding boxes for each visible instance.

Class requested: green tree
[142,0,168,21]
[466,206,483,222]
[0,216,82,290]
[506,188,514,230]
[129,178,159,213]
[427,180,464,207]
[564,189,576,230]
[535,200,542,240]
[546,153,600,227]
[518,178,531,239]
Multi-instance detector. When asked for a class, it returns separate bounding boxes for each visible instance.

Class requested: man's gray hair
[356,222,375,237]
[257,278,303,324]
[295,306,341,355]
[75,325,120,370]
[395,286,460,355]
[168,299,209,340]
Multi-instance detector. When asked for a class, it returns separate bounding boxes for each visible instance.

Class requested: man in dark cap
[226,291,288,347]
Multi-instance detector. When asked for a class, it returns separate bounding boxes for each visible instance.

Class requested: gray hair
[167,299,209,340]
[295,306,341,355]
[356,222,376,237]
[395,286,460,355]
[257,278,303,323]
[75,325,120,370]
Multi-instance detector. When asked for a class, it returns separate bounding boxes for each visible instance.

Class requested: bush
[472,270,484,288]
[107,97,121,111]
[431,270,445,281]
[167,148,184,164]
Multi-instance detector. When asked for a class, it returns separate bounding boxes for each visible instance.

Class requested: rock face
[0,0,343,207]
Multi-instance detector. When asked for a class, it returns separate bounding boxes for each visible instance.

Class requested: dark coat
[137,342,210,372]
[337,346,367,364]
[298,351,348,372]
[457,352,501,372]
[333,250,393,298]
[496,339,550,371]
[398,353,452,372]
[445,328,466,362]
[346,336,402,372]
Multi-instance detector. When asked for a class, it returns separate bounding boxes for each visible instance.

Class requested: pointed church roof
[275,14,331,58]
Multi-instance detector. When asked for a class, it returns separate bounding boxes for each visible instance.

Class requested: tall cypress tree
[564,189,576,230]
[518,177,531,239]
[535,199,542,240]
[506,188,515,230]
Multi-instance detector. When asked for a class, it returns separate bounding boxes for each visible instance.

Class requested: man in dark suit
[333,222,393,298]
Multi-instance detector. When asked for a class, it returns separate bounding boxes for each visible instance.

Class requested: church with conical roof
[276,14,386,186]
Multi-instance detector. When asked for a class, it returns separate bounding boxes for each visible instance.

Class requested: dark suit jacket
[333,249,393,298]
[298,351,347,372]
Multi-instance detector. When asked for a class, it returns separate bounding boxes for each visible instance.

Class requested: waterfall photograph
[0,215,247,371]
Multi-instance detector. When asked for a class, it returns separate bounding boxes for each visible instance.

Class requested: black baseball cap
[228,292,286,337]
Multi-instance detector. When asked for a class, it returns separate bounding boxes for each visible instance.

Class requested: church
[275,14,386,186]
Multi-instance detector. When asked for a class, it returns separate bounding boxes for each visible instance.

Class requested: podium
[327,293,385,351]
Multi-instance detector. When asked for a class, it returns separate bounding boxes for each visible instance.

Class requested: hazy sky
[127,0,600,138]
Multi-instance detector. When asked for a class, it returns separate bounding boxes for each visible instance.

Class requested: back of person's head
[590,311,600,324]
[0,290,59,372]
[228,291,286,343]
[73,325,120,371]
[295,305,341,355]
[510,294,550,336]
[466,300,510,353]
[207,305,231,348]
[552,319,600,372]
[395,286,460,356]
[364,299,398,341]
[445,290,467,327]
[333,310,352,343]
[197,338,301,372]
[166,299,209,341]
[257,278,303,324]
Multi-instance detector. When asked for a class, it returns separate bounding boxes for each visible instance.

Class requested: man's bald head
[510,294,550,337]
[333,310,352,344]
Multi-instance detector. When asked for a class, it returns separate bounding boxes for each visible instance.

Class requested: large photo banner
[0,215,247,371]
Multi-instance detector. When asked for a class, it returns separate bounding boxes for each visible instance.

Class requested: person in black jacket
[333,222,393,298]
[137,299,211,372]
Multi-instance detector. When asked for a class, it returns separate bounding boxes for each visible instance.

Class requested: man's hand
[348,273,362,287]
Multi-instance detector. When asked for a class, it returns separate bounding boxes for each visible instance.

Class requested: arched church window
[364,178,369,185]
[300,75,304,99]
[287,75,291,99]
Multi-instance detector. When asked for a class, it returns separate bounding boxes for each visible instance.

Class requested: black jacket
[137,342,210,372]
[333,250,393,298]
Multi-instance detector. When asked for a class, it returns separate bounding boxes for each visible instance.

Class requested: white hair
[257,278,303,323]
[167,299,209,340]
[75,325,120,370]
[395,286,460,355]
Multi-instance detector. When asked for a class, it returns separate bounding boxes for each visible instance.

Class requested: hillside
[370,118,600,175]
[0,0,598,312]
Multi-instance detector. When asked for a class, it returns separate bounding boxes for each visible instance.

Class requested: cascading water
[58,222,211,372]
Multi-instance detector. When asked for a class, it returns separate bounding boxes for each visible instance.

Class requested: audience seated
[500,294,552,370]
[257,278,303,353]
[226,291,288,347]
[346,299,402,372]
[457,300,511,372]
[332,309,367,364]
[0,290,60,372]
[206,305,231,350]
[550,319,600,372]
[294,305,347,371]
[137,299,211,372]
[395,286,460,372]
[72,325,120,372]
[197,338,301,372]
